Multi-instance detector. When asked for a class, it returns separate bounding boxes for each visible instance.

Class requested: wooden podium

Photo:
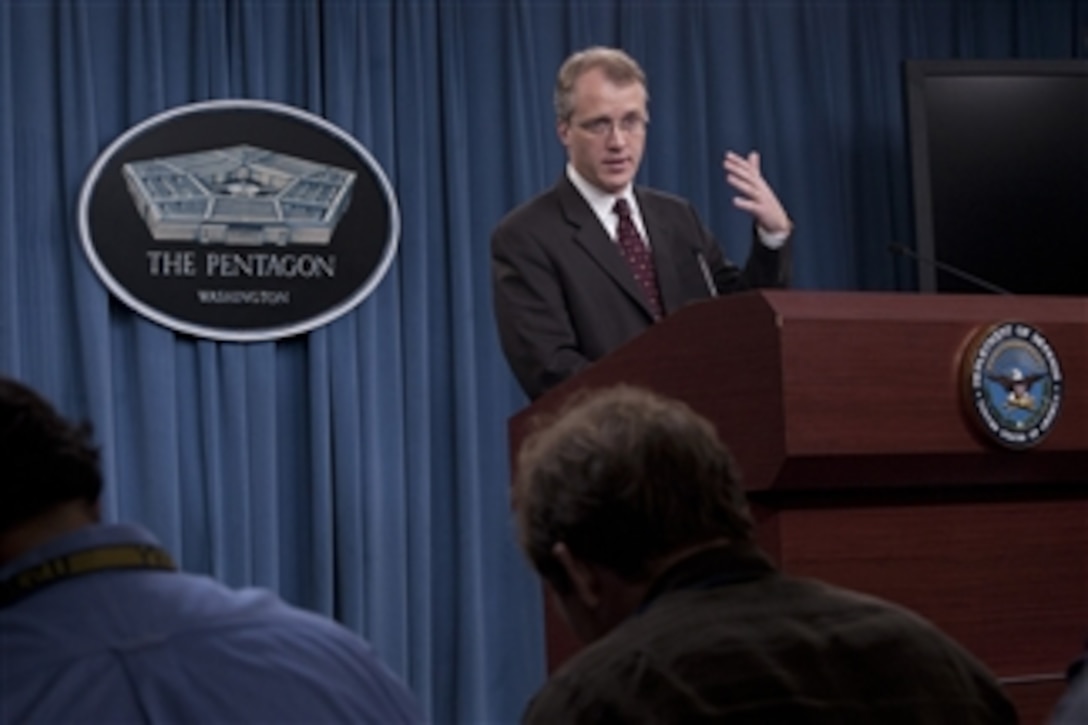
[508,290,1087,724]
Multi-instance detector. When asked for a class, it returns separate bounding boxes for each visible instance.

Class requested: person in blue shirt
[0,376,422,724]
[1052,648,1088,724]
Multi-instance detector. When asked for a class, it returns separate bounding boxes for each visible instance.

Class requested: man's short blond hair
[553,46,648,122]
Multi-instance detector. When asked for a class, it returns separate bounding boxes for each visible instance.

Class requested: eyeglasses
[574,114,649,138]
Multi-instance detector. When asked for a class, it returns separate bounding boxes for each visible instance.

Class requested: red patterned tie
[613,198,663,319]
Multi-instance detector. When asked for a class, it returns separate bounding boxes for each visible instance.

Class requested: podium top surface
[510,290,1086,492]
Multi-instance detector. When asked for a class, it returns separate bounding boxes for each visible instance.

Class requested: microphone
[887,243,1011,295]
[694,251,719,297]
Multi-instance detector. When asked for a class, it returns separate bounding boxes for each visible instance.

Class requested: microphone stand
[888,243,1012,295]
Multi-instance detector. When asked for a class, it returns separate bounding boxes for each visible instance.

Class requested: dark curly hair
[514,385,753,595]
[0,377,102,533]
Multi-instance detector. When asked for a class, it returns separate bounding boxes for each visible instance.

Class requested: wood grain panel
[768,498,1088,675]
[1003,680,1069,725]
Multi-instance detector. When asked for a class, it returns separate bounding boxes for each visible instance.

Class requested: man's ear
[552,541,600,610]
[556,120,571,148]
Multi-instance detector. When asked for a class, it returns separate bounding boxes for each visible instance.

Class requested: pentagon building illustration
[121,145,356,245]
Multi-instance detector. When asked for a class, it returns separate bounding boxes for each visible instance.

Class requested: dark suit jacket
[491,175,791,399]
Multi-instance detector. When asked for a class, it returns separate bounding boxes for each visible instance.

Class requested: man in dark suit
[491,46,793,399]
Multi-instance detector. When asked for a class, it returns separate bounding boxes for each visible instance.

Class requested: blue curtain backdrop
[1,0,1083,721]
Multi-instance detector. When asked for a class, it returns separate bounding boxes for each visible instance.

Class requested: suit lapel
[556,177,655,318]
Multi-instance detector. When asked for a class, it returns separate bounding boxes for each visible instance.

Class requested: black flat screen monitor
[904,59,1087,296]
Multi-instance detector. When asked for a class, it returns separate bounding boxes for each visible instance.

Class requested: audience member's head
[0,377,101,561]
[514,384,752,640]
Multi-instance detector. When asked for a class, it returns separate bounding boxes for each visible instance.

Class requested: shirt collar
[566,164,643,238]
[0,522,163,580]
[636,542,777,614]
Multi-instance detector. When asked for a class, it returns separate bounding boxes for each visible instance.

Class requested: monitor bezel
[903,58,1087,293]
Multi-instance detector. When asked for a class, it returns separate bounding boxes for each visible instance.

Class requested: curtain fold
[1,1,1082,721]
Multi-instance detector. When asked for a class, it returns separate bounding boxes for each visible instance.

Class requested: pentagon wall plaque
[79,100,398,342]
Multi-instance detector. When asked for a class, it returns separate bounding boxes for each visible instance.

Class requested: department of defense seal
[962,322,1063,449]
